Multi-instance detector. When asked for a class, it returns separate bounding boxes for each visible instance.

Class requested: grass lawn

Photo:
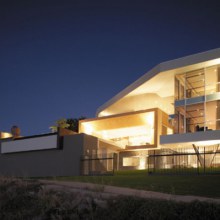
[51,170,220,198]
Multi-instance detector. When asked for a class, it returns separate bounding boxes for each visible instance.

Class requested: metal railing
[80,153,117,176]
[148,146,220,175]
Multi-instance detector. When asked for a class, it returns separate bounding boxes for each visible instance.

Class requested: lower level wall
[0,134,96,177]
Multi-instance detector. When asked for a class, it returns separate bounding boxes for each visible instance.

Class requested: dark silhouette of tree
[67,116,86,132]
[50,118,70,132]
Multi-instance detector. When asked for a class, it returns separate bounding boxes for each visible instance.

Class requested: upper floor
[80,48,220,149]
[96,48,220,118]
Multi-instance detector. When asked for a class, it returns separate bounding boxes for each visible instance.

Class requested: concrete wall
[1,135,58,153]
[160,129,220,145]
[82,134,98,156]
[0,133,96,177]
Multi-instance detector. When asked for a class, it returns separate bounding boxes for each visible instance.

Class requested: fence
[148,145,220,175]
[81,153,117,176]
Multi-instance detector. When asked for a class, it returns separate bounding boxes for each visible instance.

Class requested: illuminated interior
[123,157,139,166]
[122,155,148,170]
[174,64,220,133]
[80,111,155,149]
[98,83,174,117]
[0,132,12,139]
[97,58,220,118]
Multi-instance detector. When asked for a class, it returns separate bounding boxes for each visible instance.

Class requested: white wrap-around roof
[97,48,220,117]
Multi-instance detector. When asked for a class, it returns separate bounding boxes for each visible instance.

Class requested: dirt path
[39,180,220,204]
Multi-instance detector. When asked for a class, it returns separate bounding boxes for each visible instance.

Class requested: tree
[66,116,86,132]
[50,118,70,132]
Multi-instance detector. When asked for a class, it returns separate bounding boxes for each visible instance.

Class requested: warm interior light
[100,125,154,147]
[0,132,12,139]
[167,127,173,135]
[123,157,139,166]
[81,111,155,148]
[102,125,148,139]
[82,124,93,135]
[139,156,146,169]
[99,111,111,117]
[145,112,154,127]
[195,140,220,146]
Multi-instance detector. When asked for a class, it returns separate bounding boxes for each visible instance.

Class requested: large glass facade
[80,110,155,148]
[174,65,220,133]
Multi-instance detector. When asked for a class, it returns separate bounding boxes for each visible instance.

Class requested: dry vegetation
[0,176,220,220]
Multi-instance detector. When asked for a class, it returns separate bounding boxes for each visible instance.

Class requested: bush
[95,197,220,220]
[0,176,98,220]
[0,176,220,220]
[0,177,42,219]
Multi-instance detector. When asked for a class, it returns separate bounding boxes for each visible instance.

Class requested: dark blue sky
[1,0,220,136]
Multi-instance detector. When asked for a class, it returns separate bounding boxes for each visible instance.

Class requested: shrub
[0,177,42,219]
[0,176,220,220]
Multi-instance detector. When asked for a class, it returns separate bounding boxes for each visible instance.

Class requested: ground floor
[0,130,220,177]
[81,140,220,175]
[79,108,220,175]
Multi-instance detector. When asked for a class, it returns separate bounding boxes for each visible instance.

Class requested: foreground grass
[53,170,220,198]
[1,176,220,220]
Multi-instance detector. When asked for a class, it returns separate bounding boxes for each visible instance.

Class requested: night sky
[1,0,220,136]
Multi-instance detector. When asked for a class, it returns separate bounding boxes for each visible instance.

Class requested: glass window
[186,103,205,132]
[206,101,220,130]
[175,73,185,100]
[123,157,139,166]
[174,106,185,134]
[205,65,219,95]
[185,69,205,98]
[174,66,220,134]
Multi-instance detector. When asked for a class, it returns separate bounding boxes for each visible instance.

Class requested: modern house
[79,48,220,173]
[1,48,220,176]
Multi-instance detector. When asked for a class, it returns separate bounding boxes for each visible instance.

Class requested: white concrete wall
[1,135,57,153]
[160,130,220,146]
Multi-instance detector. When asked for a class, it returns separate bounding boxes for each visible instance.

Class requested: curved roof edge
[96,48,220,117]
